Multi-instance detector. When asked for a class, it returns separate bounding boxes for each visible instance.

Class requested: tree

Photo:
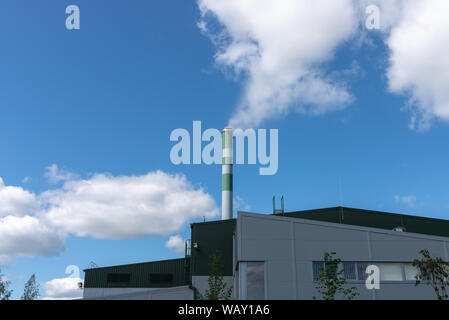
[198,250,232,300]
[413,249,449,300]
[21,274,40,300]
[313,252,359,300]
[0,268,13,301]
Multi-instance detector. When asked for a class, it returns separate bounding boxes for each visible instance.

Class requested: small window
[313,262,324,281]
[107,273,131,284]
[404,264,419,281]
[150,273,173,286]
[247,262,265,300]
[357,262,370,281]
[343,262,356,280]
[378,263,403,281]
[312,261,339,280]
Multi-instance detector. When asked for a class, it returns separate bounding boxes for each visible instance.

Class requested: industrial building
[83,206,449,300]
[82,128,449,299]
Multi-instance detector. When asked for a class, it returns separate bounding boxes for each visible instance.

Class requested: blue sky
[1,0,449,299]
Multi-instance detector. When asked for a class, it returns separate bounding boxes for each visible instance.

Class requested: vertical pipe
[222,128,233,220]
[281,196,284,214]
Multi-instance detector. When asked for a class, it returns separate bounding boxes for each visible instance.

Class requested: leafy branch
[313,252,359,300]
[413,249,449,300]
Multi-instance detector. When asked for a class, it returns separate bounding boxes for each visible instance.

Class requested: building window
[246,262,265,300]
[403,264,419,281]
[343,262,357,280]
[312,261,343,280]
[239,262,265,300]
[313,262,418,282]
[312,262,324,281]
[377,263,403,281]
[357,262,370,281]
[150,274,173,287]
[107,273,131,284]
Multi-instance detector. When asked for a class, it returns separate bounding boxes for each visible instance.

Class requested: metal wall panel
[84,258,189,288]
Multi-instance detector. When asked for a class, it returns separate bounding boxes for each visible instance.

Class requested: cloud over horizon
[40,171,219,239]
[0,215,66,258]
[165,235,185,255]
[41,276,84,300]
[0,169,219,262]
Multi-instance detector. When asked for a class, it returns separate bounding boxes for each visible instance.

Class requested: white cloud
[382,0,449,130]
[0,177,37,217]
[0,255,10,266]
[44,164,78,185]
[39,170,219,239]
[234,196,251,211]
[199,0,449,131]
[198,0,358,127]
[359,0,404,31]
[0,215,66,257]
[395,195,417,208]
[22,177,31,184]
[165,235,185,254]
[0,169,219,261]
[362,0,449,130]
[41,277,83,300]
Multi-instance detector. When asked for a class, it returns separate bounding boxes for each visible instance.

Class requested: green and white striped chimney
[222,128,233,220]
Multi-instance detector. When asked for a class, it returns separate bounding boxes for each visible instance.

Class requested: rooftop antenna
[281,195,284,214]
[339,176,343,207]
[273,195,285,215]
[339,177,344,222]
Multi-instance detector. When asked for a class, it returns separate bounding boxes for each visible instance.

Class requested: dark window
[357,262,370,281]
[343,262,357,280]
[107,273,131,283]
[150,274,173,286]
[313,262,324,281]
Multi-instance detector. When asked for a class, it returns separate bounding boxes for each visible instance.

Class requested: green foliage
[313,252,359,300]
[197,250,232,300]
[0,268,13,301]
[413,249,449,300]
[21,274,40,300]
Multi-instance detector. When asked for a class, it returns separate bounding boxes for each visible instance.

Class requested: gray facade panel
[266,281,294,300]
[236,212,449,300]
[242,239,292,261]
[294,223,371,261]
[370,233,446,261]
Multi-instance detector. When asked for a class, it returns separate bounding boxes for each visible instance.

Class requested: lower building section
[191,276,234,299]
[234,211,449,300]
[83,286,193,300]
[82,207,449,300]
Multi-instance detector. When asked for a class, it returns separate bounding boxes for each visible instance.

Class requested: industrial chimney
[222,128,233,220]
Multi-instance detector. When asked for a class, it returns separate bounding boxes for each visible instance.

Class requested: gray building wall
[83,286,193,300]
[235,212,449,300]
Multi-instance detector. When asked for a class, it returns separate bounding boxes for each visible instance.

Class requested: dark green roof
[276,206,449,238]
[83,258,190,288]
